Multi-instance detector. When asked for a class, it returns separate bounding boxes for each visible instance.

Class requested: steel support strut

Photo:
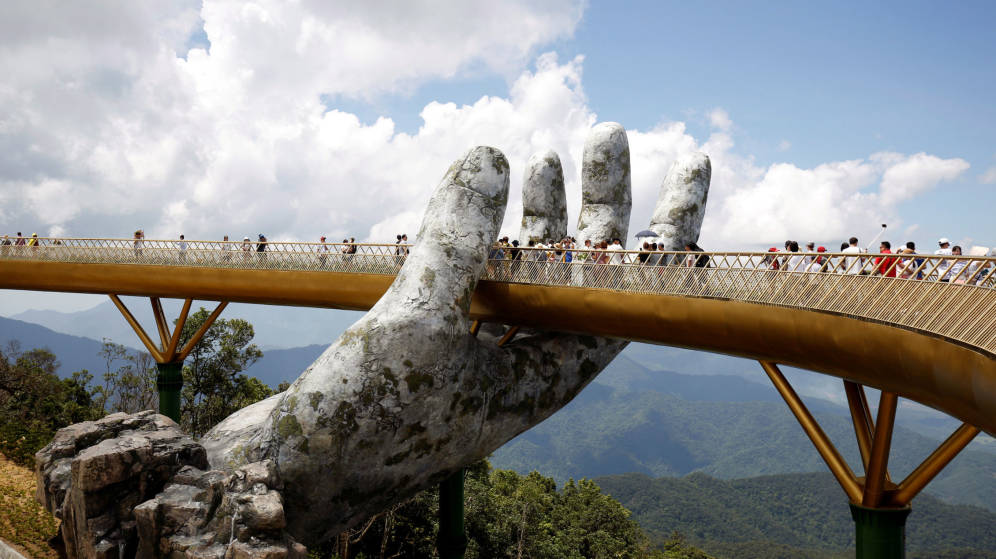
[109,295,228,424]
[762,363,983,559]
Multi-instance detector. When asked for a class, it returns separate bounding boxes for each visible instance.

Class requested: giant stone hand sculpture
[37,123,712,557]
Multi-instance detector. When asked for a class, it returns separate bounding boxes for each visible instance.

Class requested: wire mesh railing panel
[2,239,995,352]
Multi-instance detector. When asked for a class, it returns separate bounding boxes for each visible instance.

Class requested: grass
[0,453,59,559]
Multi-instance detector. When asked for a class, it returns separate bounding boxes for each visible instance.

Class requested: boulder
[35,411,207,559]
[35,411,304,558]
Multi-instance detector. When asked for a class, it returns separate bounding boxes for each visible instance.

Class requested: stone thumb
[372,146,510,332]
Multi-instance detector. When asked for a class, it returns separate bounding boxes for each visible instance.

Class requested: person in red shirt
[875,241,898,277]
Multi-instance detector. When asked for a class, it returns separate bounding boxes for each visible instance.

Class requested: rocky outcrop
[35,411,305,558]
[35,411,207,559]
[133,461,305,559]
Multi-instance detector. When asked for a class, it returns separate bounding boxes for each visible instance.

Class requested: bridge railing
[0,237,409,275]
[2,238,994,353]
[484,249,996,354]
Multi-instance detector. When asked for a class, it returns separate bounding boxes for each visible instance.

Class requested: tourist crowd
[2,230,993,285]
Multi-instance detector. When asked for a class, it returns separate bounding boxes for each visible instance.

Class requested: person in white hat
[935,237,953,281]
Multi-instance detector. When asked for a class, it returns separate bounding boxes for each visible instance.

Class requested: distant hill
[595,471,996,559]
[9,299,988,446]
[0,315,113,376]
[11,300,363,351]
[4,311,993,511]
[490,367,996,512]
[242,343,326,388]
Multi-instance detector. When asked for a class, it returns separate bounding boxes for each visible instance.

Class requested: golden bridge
[2,237,994,558]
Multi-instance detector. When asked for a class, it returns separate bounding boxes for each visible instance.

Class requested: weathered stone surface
[35,411,306,558]
[197,136,703,546]
[577,122,632,245]
[520,150,567,243]
[38,136,711,555]
[649,152,712,250]
[35,411,207,559]
[132,460,302,557]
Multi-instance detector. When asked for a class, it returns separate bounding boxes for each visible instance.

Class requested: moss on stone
[332,401,358,433]
[308,392,323,412]
[404,372,434,393]
[276,415,303,439]
[459,395,483,415]
[577,335,598,349]
[412,437,434,458]
[384,450,410,466]
[421,268,436,290]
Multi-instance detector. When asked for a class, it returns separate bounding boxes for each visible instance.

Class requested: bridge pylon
[760,362,980,558]
[108,295,228,423]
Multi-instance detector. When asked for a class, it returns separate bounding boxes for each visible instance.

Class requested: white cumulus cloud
[0,0,975,255]
[981,166,996,184]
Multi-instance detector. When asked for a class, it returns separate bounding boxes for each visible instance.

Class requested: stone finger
[373,145,510,331]
[576,122,632,246]
[519,150,567,244]
[649,152,711,250]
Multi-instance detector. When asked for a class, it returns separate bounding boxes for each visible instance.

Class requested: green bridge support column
[156,361,184,424]
[437,468,467,559]
[850,503,911,559]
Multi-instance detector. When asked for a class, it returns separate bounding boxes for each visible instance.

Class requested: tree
[309,460,687,559]
[179,308,266,436]
[0,342,102,465]
[92,340,158,414]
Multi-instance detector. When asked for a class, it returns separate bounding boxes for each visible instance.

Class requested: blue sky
[1,0,994,314]
[328,0,996,247]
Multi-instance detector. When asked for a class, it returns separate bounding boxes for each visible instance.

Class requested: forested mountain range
[596,471,996,559]
[489,359,996,512]
[2,312,993,514]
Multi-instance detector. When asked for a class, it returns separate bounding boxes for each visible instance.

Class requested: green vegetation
[0,310,272,464]
[492,375,996,511]
[0,342,102,464]
[179,308,269,436]
[312,461,712,559]
[596,471,996,559]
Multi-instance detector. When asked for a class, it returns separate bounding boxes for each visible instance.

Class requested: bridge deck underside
[2,260,994,436]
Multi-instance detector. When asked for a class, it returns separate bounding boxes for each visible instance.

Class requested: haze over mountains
[2,301,993,516]
[10,298,363,351]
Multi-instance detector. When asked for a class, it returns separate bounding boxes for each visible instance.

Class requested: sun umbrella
[634,229,658,238]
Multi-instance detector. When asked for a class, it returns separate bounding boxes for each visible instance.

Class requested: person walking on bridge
[875,241,898,277]
[241,236,252,262]
[784,241,805,272]
[319,236,329,269]
[133,230,144,258]
[842,237,863,274]
[947,245,968,283]
[256,234,267,265]
[935,237,953,281]
[177,234,188,263]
